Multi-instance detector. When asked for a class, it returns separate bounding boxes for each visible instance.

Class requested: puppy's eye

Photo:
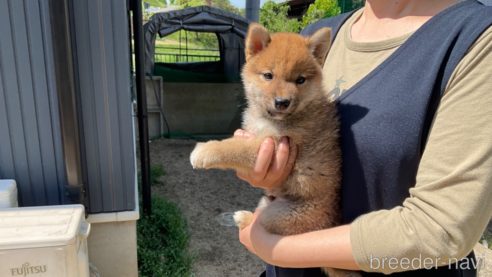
[263,73,273,81]
[296,77,306,84]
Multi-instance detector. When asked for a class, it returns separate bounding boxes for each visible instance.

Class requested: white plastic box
[0,179,18,208]
[0,205,90,277]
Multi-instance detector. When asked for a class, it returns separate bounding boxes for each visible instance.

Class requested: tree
[338,0,365,13]
[302,0,341,28]
[171,0,244,50]
[178,0,206,8]
[260,1,302,33]
[175,0,244,16]
[212,0,245,16]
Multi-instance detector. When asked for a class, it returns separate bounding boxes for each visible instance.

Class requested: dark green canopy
[144,6,250,76]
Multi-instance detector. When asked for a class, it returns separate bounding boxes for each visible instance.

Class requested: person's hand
[234,129,298,189]
[238,209,278,260]
[238,208,283,264]
[238,209,262,254]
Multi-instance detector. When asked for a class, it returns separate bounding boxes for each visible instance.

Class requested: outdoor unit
[0,205,90,277]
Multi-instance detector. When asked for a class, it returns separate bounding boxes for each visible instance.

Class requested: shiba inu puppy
[190,23,360,277]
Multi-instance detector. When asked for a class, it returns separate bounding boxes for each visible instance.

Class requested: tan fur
[190,23,361,277]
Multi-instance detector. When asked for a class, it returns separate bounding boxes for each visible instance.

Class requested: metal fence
[154,46,220,63]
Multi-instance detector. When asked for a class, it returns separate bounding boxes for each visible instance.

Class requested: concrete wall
[163,82,245,135]
[87,221,138,277]
[134,76,166,139]
[135,77,245,139]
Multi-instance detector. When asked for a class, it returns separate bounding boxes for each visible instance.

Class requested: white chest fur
[243,111,282,137]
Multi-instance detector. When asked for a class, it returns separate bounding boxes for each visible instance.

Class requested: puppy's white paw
[233,210,254,229]
[190,143,203,168]
[190,142,214,169]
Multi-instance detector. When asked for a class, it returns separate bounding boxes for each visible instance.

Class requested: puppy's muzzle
[274,98,291,110]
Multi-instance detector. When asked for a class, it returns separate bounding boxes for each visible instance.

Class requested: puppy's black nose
[274,98,290,110]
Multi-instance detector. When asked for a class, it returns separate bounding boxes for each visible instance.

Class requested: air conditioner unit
[0,205,90,277]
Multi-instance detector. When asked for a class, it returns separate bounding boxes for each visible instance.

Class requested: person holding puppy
[236,0,492,276]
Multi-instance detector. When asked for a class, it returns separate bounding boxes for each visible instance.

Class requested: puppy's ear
[307,28,332,66]
[245,23,271,62]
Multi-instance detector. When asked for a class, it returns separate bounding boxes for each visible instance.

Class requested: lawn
[132,30,222,64]
[154,31,220,63]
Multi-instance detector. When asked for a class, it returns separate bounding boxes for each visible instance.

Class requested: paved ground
[149,139,266,277]
[474,243,492,277]
[148,138,492,277]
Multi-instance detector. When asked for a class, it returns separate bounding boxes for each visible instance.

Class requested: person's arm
[239,209,361,270]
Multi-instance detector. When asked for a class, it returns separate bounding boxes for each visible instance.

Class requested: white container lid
[0,180,17,208]
[0,204,86,250]
[0,179,16,195]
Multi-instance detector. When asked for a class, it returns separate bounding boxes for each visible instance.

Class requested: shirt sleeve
[350,26,492,274]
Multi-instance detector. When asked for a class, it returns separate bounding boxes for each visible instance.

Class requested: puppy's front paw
[233,210,254,229]
[190,142,217,169]
[190,142,205,169]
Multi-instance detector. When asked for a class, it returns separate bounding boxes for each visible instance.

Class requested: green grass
[485,232,492,250]
[132,30,220,64]
[154,47,219,57]
[150,164,167,186]
[159,30,219,50]
[137,164,167,190]
[137,164,195,277]
[132,38,219,65]
[153,49,220,63]
[154,42,220,63]
[154,30,220,63]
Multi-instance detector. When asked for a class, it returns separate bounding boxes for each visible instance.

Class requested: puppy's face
[242,24,331,120]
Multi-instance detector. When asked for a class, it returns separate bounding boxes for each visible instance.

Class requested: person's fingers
[266,142,298,187]
[234,129,255,139]
[238,227,254,253]
[234,129,245,138]
[284,143,298,173]
[236,141,269,183]
[276,143,298,183]
[250,138,275,183]
[235,137,297,189]
[268,137,290,179]
[236,170,247,180]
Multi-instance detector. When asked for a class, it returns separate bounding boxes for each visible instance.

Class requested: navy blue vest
[260,1,492,276]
